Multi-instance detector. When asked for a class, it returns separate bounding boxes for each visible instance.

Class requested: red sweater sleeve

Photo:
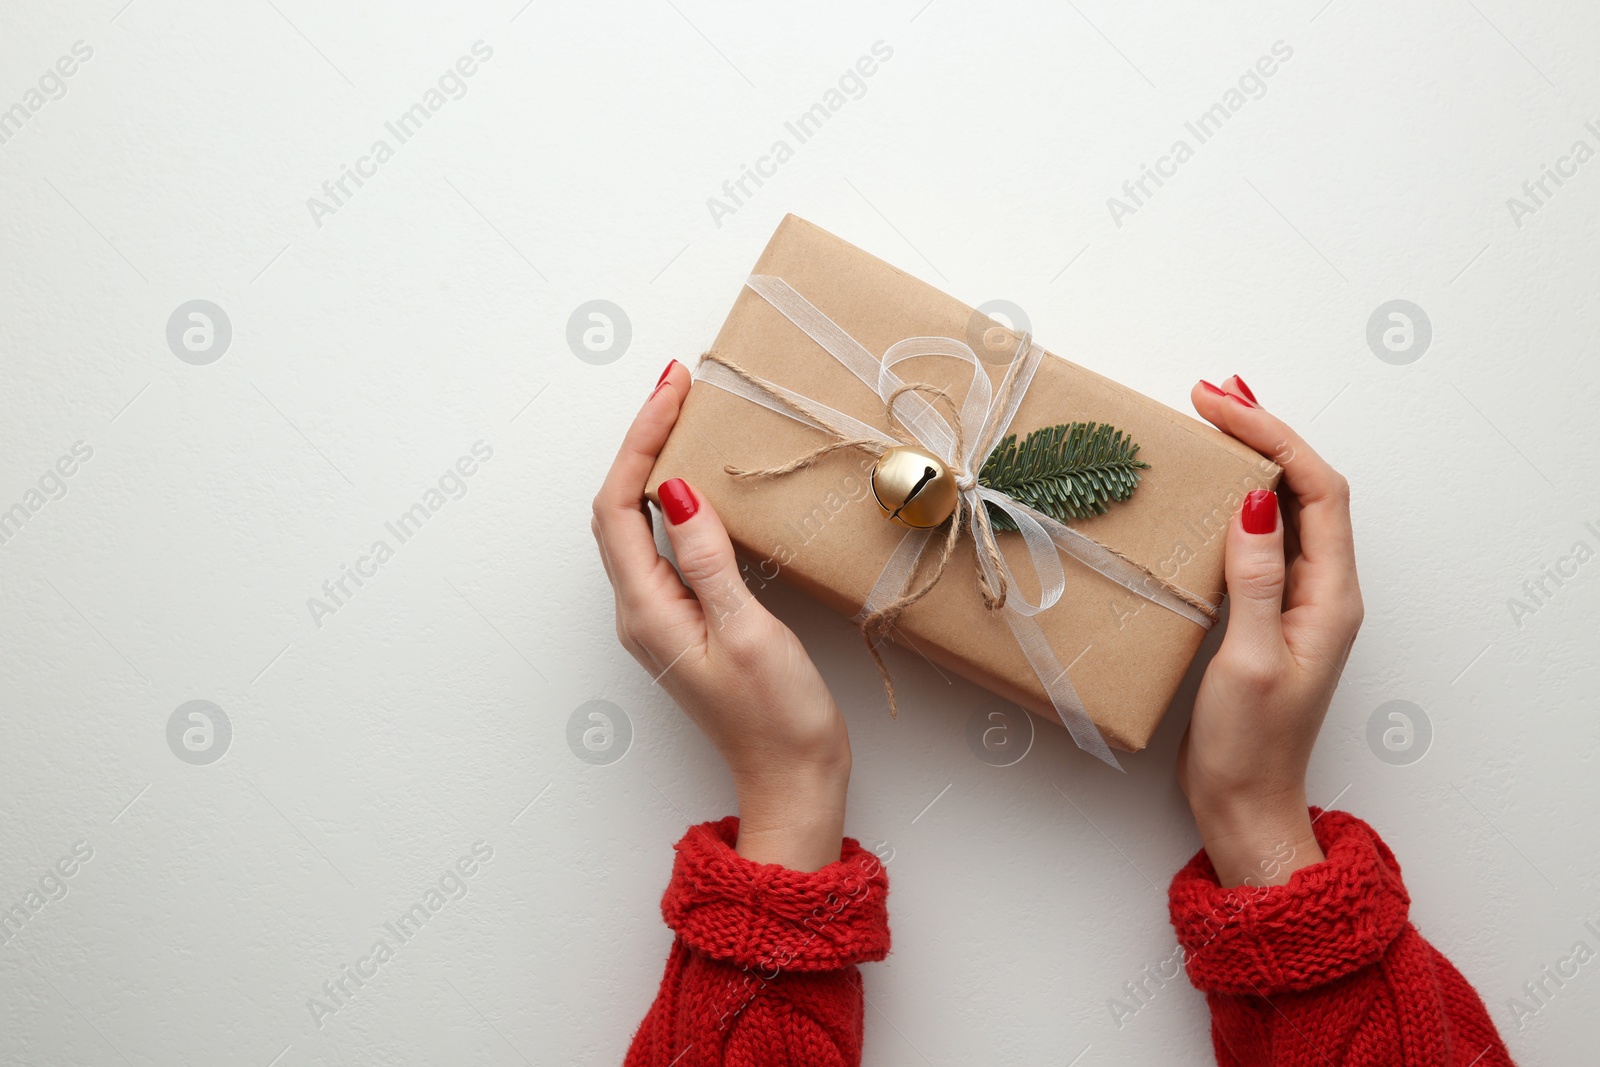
[624,816,890,1067]
[1168,808,1514,1066]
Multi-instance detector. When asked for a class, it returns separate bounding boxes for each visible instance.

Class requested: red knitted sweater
[624,809,1513,1065]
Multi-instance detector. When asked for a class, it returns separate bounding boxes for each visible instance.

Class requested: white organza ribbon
[693,275,1216,770]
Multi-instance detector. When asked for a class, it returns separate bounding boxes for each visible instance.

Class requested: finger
[1190,380,1356,593]
[655,477,757,638]
[592,360,690,609]
[1279,491,1304,568]
[1219,374,1258,408]
[1219,488,1287,656]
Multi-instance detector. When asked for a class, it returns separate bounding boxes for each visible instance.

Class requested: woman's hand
[1179,376,1365,887]
[591,360,851,872]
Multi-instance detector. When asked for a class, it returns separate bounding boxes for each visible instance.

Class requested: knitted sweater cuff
[1168,808,1412,996]
[661,816,891,973]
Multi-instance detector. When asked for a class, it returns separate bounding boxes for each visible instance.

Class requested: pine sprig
[977,422,1150,531]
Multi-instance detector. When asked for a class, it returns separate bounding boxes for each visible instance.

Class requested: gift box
[646,215,1279,758]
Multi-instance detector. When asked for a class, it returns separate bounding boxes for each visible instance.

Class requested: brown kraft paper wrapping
[646,215,1280,753]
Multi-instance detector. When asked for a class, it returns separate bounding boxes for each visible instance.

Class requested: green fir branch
[977,422,1150,531]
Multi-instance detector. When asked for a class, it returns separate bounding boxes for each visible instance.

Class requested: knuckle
[1341,591,1365,633]
[1232,563,1285,601]
[673,541,728,588]
[716,619,762,660]
[614,604,663,657]
[717,614,780,666]
[1221,652,1282,693]
[614,615,640,652]
[707,583,758,633]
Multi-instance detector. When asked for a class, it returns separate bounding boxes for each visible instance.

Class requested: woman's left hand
[591,360,851,871]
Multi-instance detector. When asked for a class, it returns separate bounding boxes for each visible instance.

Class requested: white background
[2,1,1598,1064]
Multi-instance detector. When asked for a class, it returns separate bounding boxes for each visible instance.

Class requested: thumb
[1220,489,1287,655]
[654,478,757,636]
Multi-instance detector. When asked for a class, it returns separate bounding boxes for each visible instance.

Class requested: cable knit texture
[1169,808,1515,1066]
[624,816,890,1067]
[624,809,1513,1065]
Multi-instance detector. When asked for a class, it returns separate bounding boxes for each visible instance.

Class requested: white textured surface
[2,1,1598,1064]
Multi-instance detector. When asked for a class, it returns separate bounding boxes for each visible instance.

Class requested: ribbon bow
[694,275,1216,769]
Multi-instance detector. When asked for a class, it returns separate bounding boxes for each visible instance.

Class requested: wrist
[1190,788,1324,887]
[732,754,850,872]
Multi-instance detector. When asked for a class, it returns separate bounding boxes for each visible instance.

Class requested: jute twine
[694,350,1216,717]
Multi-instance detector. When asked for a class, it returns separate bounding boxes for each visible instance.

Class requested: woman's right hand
[1177,375,1365,887]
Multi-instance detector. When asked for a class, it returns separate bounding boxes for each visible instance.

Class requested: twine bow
[692,275,1217,769]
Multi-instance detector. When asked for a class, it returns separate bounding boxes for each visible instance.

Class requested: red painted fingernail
[1229,375,1258,405]
[1241,489,1278,534]
[1200,380,1227,397]
[1227,392,1257,409]
[658,478,698,525]
[650,360,680,398]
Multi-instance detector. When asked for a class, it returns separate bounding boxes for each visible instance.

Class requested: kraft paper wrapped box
[646,215,1280,754]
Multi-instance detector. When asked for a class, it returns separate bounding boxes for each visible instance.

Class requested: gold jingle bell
[871,446,958,529]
